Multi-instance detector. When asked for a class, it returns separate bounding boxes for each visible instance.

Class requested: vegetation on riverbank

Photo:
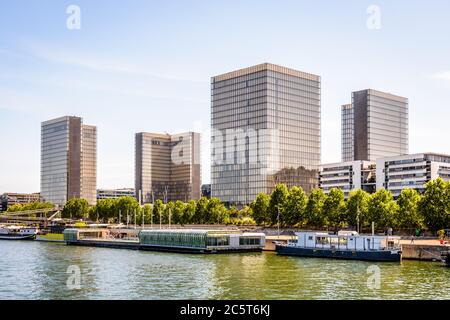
[8,178,449,233]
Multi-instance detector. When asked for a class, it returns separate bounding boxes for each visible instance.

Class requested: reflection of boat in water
[441,251,450,267]
[276,230,402,262]
[0,225,39,240]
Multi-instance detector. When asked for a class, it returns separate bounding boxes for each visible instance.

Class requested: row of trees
[61,196,255,226]
[250,178,450,232]
[6,201,54,213]
[50,178,450,233]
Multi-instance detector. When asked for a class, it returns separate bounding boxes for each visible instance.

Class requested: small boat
[276,230,402,262]
[0,225,39,240]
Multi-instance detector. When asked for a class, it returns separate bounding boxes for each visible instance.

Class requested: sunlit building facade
[351,89,408,161]
[135,132,201,204]
[211,63,321,205]
[341,104,354,162]
[40,116,97,206]
[376,153,450,198]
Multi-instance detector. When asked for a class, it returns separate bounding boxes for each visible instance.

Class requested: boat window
[308,236,313,240]
[239,237,260,246]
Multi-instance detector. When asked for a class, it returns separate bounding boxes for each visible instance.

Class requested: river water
[0,241,449,300]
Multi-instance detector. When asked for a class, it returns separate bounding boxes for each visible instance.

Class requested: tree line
[42,177,450,233]
[251,178,450,233]
[61,196,255,226]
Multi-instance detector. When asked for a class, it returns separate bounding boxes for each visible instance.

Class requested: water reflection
[0,241,449,300]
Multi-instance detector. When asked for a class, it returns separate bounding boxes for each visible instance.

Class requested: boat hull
[0,234,36,241]
[276,245,401,262]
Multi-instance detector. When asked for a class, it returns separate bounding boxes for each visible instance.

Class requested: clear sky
[1,0,450,193]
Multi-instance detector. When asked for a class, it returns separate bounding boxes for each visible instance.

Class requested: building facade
[135,132,201,204]
[319,161,376,197]
[343,89,408,162]
[0,192,40,212]
[376,153,450,197]
[211,63,321,205]
[97,188,135,200]
[41,116,97,206]
[341,104,354,162]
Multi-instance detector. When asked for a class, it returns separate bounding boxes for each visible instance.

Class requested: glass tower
[211,63,321,205]
[352,89,408,161]
[41,116,97,206]
[135,132,201,204]
[341,104,354,162]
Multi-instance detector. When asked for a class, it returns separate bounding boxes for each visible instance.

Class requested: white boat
[276,230,402,262]
[0,225,39,240]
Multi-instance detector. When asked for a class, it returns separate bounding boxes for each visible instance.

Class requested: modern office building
[319,161,376,197]
[135,132,201,204]
[41,116,97,207]
[211,63,321,205]
[376,153,450,197]
[0,192,41,212]
[341,104,354,162]
[97,188,135,200]
[342,89,408,162]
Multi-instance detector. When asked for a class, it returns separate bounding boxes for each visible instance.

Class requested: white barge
[276,231,402,262]
[0,225,39,240]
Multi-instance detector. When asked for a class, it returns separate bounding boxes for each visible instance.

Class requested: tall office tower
[211,63,321,205]
[349,89,408,161]
[341,104,354,162]
[135,132,201,204]
[41,116,97,206]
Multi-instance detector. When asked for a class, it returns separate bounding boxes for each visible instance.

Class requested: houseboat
[276,230,401,262]
[0,225,39,240]
[63,228,266,253]
[139,229,266,253]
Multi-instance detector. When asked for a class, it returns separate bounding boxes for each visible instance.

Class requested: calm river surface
[0,241,449,300]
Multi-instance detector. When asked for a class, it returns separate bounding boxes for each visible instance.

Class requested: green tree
[284,186,307,226]
[114,196,140,224]
[7,201,54,213]
[367,189,399,230]
[397,188,424,231]
[269,184,289,226]
[182,200,196,224]
[323,188,346,231]
[163,201,175,225]
[152,199,165,226]
[419,178,450,232]
[92,199,115,222]
[346,189,370,230]
[305,188,327,228]
[172,201,186,225]
[207,197,228,224]
[193,197,209,224]
[62,198,90,219]
[141,204,153,225]
[250,193,271,225]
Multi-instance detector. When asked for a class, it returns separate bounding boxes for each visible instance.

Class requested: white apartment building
[319,161,376,197]
[376,153,450,197]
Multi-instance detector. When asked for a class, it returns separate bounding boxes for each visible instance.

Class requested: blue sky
[1,0,450,193]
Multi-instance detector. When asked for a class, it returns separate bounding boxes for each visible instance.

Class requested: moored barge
[63,228,266,254]
[0,225,39,240]
[276,231,401,262]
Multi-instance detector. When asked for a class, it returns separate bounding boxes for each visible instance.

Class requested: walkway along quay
[63,228,266,253]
